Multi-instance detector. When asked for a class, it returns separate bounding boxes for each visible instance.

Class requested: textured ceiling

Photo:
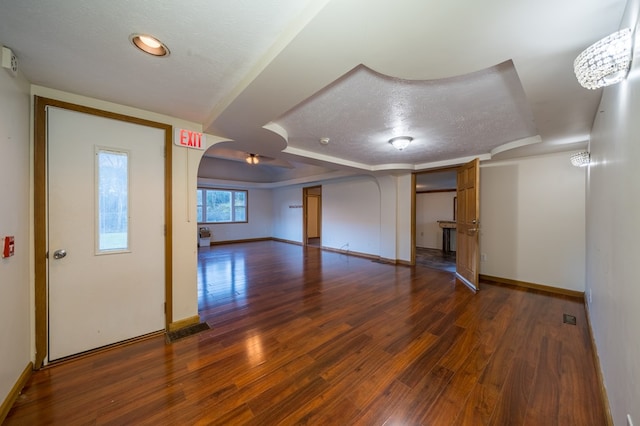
[275,62,538,168]
[0,0,322,124]
[0,0,630,185]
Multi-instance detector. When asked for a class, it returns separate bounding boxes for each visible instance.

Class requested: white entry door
[47,107,165,361]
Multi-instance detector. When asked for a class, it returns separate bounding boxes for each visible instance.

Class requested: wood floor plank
[5,241,607,425]
[198,403,255,426]
[397,364,456,424]
[522,333,563,425]
[351,379,412,425]
[247,376,331,424]
[397,324,466,388]
[348,330,439,409]
[452,382,500,426]
[291,393,362,426]
[422,342,495,425]
[488,356,536,425]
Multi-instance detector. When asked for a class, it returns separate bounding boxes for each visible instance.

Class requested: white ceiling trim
[490,135,542,157]
[414,154,493,171]
[198,169,357,189]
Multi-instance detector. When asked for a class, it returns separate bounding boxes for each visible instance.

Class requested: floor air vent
[166,322,210,343]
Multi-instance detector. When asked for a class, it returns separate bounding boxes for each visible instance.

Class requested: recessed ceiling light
[130,33,170,57]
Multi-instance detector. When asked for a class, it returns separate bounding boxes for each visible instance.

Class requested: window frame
[197,188,248,224]
[95,146,132,255]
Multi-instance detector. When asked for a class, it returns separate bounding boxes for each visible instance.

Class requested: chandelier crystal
[574,28,633,90]
[570,151,590,167]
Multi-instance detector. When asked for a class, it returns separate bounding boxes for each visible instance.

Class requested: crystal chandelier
[570,151,590,167]
[574,28,633,90]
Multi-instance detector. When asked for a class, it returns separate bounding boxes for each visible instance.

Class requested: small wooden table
[437,221,457,253]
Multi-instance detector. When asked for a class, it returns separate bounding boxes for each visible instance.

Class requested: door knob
[53,249,67,260]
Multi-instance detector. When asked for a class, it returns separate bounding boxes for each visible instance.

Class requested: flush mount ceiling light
[246,153,260,165]
[574,28,633,90]
[570,151,590,167]
[389,136,413,151]
[130,33,170,57]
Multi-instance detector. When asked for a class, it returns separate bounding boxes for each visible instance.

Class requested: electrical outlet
[480,253,487,262]
[628,414,634,426]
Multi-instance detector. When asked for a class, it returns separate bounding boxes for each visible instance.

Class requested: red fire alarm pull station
[3,236,15,258]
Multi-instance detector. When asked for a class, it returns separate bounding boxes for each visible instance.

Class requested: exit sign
[174,128,205,150]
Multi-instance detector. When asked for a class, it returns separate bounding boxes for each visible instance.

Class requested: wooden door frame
[411,166,459,266]
[33,96,173,368]
[302,186,322,246]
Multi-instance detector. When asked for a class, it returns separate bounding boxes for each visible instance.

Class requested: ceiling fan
[244,152,279,165]
[202,146,296,168]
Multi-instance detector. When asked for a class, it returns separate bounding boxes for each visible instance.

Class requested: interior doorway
[303,186,322,246]
[33,97,173,367]
[413,168,458,272]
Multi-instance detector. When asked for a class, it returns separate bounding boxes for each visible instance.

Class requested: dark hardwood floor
[415,247,456,272]
[6,241,606,425]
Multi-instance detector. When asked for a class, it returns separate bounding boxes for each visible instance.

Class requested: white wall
[479,152,586,291]
[267,175,402,261]
[219,174,412,263]
[271,185,304,242]
[416,191,457,249]
[396,174,413,262]
[377,175,398,260]
[586,1,640,423]
[199,188,273,242]
[322,176,380,255]
[0,54,31,408]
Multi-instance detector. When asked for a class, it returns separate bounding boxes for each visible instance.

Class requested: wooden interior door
[456,158,480,290]
[303,186,321,245]
[307,195,320,238]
